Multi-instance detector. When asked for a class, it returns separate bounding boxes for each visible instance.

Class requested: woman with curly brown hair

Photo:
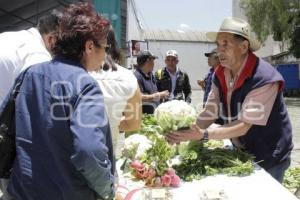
[4,3,115,200]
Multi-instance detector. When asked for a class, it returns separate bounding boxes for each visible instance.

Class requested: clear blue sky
[134,0,232,31]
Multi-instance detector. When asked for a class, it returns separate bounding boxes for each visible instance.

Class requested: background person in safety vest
[155,50,192,103]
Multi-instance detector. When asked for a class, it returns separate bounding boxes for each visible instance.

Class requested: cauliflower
[123,134,153,159]
[154,100,197,133]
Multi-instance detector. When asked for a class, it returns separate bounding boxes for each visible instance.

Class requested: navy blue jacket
[4,57,115,200]
[134,68,159,114]
[203,67,215,104]
[214,52,293,169]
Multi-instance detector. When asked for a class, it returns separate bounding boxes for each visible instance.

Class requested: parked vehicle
[276,64,300,96]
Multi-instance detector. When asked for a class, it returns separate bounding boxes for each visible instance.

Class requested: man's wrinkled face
[165,56,178,69]
[208,54,219,67]
[216,33,244,69]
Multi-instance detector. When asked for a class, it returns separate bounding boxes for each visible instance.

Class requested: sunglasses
[94,42,111,51]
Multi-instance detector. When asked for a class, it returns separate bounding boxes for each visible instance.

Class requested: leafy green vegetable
[125,114,162,138]
[203,140,224,149]
[142,135,176,176]
[283,167,300,194]
[123,114,255,183]
[142,114,158,126]
[173,141,255,181]
[124,114,176,177]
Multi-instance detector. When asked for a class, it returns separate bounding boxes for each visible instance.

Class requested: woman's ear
[85,40,94,52]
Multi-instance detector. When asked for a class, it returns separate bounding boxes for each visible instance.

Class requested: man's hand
[159,90,170,100]
[165,124,204,144]
[197,80,205,90]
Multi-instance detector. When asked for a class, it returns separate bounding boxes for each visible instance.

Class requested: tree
[241,0,300,58]
[289,12,300,58]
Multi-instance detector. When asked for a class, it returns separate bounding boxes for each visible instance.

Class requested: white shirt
[166,67,179,100]
[89,64,138,157]
[0,27,51,104]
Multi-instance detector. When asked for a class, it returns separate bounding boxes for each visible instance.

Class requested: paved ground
[191,90,300,167]
[285,97,300,167]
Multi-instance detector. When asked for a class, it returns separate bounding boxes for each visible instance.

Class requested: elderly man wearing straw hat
[166,17,293,183]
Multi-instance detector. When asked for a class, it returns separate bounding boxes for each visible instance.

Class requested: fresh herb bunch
[142,114,158,126]
[122,114,179,187]
[141,135,176,176]
[174,141,255,181]
[126,114,162,138]
[283,167,300,194]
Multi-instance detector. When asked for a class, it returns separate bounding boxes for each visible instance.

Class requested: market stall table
[117,160,298,200]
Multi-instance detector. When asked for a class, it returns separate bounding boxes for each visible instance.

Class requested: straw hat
[206,17,261,51]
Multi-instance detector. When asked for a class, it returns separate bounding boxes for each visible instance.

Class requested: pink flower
[134,168,145,179]
[161,174,171,187]
[166,168,176,176]
[145,168,156,179]
[130,160,144,170]
[170,174,180,187]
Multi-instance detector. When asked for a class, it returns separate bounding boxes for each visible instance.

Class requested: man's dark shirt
[155,67,191,103]
[203,67,215,104]
[134,68,159,114]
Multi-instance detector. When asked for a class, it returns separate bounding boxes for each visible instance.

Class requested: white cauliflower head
[123,134,153,159]
[154,100,197,133]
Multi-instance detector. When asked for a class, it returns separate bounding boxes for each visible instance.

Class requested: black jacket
[155,67,192,103]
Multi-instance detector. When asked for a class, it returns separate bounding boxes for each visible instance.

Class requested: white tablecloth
[117,161,298,200]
